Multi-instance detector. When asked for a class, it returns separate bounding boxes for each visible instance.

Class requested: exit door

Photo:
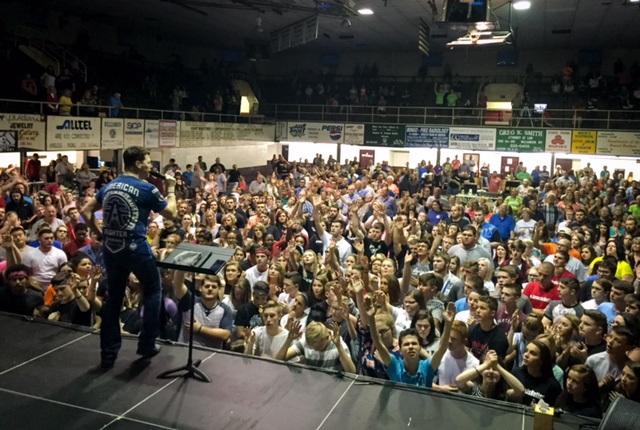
[501,156,519,178]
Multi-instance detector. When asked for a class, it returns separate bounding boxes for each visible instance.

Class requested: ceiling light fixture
[358,8,374,15]
[513,1,531,10]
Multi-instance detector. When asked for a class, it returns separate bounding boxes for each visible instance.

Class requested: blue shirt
[182,171,193,186]
[385,355,437,387]
[597,302,619,327]
[489,214,515,240]
[97,175,167,255]
[455,297,469,313]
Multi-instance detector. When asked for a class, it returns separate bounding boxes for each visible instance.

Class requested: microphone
[149,171,166,180]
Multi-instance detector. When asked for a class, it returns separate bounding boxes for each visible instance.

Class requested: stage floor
[0,313,600,430]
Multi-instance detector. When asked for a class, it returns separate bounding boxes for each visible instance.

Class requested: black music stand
[156,243,235,382]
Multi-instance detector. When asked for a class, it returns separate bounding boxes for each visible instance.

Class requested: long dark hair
[556,364,601,410]
[526,340,554,377]
[410,309,437,346]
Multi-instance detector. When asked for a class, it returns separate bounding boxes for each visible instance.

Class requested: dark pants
[101,251,161,362]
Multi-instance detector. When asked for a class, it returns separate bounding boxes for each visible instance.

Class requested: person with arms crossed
[82,146,177,369]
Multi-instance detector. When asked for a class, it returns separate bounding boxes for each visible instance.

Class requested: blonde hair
[305,321,328,348]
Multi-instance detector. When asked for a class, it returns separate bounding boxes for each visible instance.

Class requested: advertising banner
[144,120,159,148]
[344,124,365,146]
[0,114,46,150]
[596,131,640,156]
[123,119,145,147]
[47,117,101,150]
[101,118,124,149]
[359,149,375,168]
[571,130,597,154]
[286,122,344,143]
[495,128,545,152]
[363,124,405,147]
[545,130,572,153]
[158,120,178,148]
[405,126,449,148]
[0,131,17,152]
[448,127,496,150]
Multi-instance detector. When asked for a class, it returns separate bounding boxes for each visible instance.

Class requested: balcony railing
[1,98,638,131]
[260,103,640,131]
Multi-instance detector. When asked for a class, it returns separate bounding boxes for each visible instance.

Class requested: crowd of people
[3,151,640,419]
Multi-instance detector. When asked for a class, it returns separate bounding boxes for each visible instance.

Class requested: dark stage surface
[0,313,601,430]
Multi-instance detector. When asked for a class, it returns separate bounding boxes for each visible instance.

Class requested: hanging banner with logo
[46,117,101,150]
[275,121,287,141]
[158,120,178,148]
[0,131,17,152]
[596,131,640,156]
[123,119,145,147]
[286,122,344,143]
[405,126,449,148]
[571,130,597,154]
[448,127,496,150]
[359,149,375,168]
[363,124,405,147]
[211,123,275,142]
[144,120,159,148]
[545,130,572,153]
[344,124,365,146]
[101,118,124,149]
[0,114,46,150]
[495,128,545,152]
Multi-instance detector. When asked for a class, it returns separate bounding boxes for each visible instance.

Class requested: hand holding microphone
[150,171,176,195]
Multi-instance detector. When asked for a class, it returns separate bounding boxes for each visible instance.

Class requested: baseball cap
[253,281,270,298]
[558,227,572,237]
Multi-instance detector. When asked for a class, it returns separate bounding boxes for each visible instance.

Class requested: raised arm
[329,322,356,373]
[311,194,325,237]
[275,319,301,362]
[172,269,188,300]
[401,252,414,295]
[430,302,455,370]
[364,295,392,367]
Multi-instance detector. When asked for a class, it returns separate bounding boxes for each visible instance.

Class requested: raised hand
[352,279,364,294]
[405,253,414,265]
[570,342,588,362]
[364,295,376,318]
[511,312,520,330]
[352,239,364,255]
[485,350,499,367]
[287,319,301,340]
[329,322,342,346]
[90,265,103,282]
[443,302,456,324]
[311,194,322,207]
[374,290,388,309]
[1,234,12,250]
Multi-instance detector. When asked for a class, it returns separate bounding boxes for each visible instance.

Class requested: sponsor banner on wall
[545,130,572,153]
[47,117,101,150]
[159,120,178,148]
[0,114,46,150]
[145,120,159,148]
[344,124,365,146]
[359,149,375,167]
[448,127,496,150]
[363,124,405,147]
[495,128,545,152]
[0,131,17,152]
[101,118,124,149]
[275,121,287,141]
[571,130,597,154]
[596,131,640,156]
[286,122,344,143]
[180,122,275,148]
[405,126,449,148]
[123,119,145,147]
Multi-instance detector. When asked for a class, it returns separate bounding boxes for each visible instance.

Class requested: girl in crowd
[222,261,244,297]
[95,169,111,190]
[456,350,525,402]
[222,278,251,316]
[477,258,495,294]
[268,262,286,299]
[411,309,440,359]
[556,364,602,418]
[428,200,449,226]
[513,339,563,406]
[507,314,545,368]
[297,250,319,293]
[612,362,640,404]
[449,255,461,278]
[553,314,580,360]
[494,243,510,268]
[590,239,634,281]
[308,275,328,309]
[202,210,220,238]
[580,245,598,269]
[628,237,640,268]
[158,233,181,261]
[360,311,401,380]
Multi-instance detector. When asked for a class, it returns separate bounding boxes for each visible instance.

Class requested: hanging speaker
[599,397,640,430]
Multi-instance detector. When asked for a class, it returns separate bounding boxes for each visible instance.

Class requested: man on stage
[82,146,177,369]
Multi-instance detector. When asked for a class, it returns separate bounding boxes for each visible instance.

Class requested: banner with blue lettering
[448,127,496,151]
[405,126,449,148]
[286,122,344,143]
[46,117,101,150]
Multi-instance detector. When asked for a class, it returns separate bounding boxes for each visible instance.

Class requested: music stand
[156,243,235,383]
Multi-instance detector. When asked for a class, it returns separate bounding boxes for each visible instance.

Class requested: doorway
[500,156,519,178]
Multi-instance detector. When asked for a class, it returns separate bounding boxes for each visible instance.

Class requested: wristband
[197,325,203,334]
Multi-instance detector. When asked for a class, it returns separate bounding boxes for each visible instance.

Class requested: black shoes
[136,344,162,359]
[100,359,115,370]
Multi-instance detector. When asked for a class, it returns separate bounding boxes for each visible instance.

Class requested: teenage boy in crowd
[468,296,509,360]
[542,277,584,327]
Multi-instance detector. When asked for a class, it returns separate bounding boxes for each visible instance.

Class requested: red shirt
[63,239,91,259]
[552,269,576,288]
[488,176,502,193]
[523,282,560,310]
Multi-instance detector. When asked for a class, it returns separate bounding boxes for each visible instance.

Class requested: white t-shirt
[252,326,289,359]
[438,350,479,385]
[515,219,536,240]
[22,247,68,286]
[245,265,269,287]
